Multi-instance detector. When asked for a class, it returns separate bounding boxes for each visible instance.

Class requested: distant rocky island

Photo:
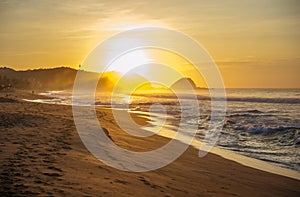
[0,67,203,92]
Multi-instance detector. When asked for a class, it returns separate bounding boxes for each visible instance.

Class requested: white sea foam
[24,88,300,173]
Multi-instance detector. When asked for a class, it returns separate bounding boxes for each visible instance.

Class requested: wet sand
[0,90,299,196]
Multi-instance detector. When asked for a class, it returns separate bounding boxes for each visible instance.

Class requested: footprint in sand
[138,176,162,189]
[47,166,63,172]
[114,179,128,185]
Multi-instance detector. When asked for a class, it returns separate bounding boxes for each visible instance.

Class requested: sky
[0,0,299,88]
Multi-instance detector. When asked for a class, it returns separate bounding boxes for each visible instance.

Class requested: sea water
[27,89,300,172]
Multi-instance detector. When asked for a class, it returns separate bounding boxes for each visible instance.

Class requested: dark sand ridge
[0,91,299,196]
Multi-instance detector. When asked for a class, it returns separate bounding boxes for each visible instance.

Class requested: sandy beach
[0,90,299,196]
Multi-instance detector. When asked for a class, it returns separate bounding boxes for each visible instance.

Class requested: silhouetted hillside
[0,67,79,90]
[0,67,153,92]
[112,72,153,93]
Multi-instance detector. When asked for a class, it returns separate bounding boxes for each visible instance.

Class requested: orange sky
[0,0,299,88]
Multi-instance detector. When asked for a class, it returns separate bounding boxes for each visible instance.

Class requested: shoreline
[23,91,300,179]
[143,113,300,180]
[1,90,299,196]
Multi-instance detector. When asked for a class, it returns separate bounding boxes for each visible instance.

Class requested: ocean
[26,88,300,172]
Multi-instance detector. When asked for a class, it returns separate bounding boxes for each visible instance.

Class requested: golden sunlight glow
[105,48,206,88]
[1,1,299,88]
[106,50,151,74]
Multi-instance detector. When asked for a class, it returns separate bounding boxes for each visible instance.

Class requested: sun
[106,50,152,74]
